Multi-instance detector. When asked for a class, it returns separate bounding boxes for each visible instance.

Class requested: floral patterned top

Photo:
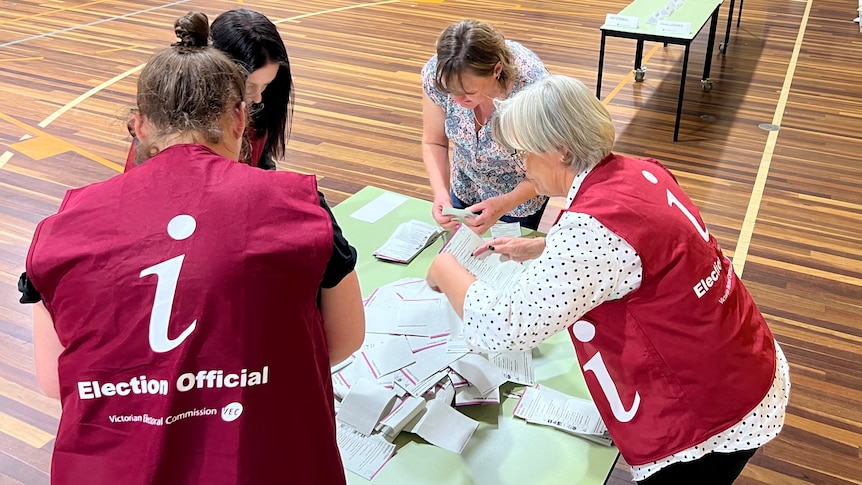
[421,40,550,217]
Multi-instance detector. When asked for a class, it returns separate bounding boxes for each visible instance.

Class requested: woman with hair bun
[20,11,362,485]
[123,8,294,171]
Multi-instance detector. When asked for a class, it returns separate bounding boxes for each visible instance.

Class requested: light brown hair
[433,19,515,96]
[135,11,247,162]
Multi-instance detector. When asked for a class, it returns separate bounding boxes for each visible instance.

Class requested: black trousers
[636,448,758,485]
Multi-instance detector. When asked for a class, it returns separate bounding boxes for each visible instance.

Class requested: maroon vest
[247,127,268,169]
[565,154,775,465]
[28,144,344,484]
[124,125,268,173]
[123,141,136,172]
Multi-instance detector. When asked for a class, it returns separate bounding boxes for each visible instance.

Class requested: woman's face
[449,65,502,109]
[246,62,279,104]
[521,150,573,197]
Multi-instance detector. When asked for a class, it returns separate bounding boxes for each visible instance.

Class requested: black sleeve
[18,272,42,304]
[256,153,277,170]
[318,192,357,289]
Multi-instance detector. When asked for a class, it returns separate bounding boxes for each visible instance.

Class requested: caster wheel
[634,70,646,82]
[719,42,726,55]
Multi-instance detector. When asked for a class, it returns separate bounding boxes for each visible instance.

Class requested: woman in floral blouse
[421,19,550,234]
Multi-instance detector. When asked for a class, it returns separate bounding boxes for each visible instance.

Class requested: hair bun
[173,11,210,48]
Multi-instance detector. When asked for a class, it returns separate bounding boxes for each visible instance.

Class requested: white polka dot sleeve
[461,211,642,352]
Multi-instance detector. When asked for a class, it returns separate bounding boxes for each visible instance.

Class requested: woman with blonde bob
[427,75,789,484]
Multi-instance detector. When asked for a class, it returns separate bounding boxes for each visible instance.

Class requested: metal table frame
[596,4,721,141]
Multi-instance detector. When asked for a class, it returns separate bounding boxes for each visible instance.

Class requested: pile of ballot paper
[331,277,610,480]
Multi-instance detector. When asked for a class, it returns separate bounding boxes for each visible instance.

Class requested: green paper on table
[442,207,477,222]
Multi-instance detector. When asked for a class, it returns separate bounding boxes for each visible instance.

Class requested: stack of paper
[373,219,443,264]
[513,384,613,446]
[333,278,538,478]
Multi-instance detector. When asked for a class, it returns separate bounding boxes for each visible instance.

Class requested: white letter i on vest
[139,215,198,353]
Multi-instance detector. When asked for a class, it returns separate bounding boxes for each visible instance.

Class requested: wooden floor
[1,0,861,483]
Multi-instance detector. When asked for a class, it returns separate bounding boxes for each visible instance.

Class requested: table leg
[597,31,607,98]
[633,39,646,82]
[720,0,736,54]
[701,6,720,92]
[737,0,744,27]
[674,43,691,142]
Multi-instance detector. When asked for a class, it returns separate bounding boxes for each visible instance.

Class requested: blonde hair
[491,75,615,174]
[433,19,515,95]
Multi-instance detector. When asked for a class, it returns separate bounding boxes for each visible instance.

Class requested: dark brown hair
[434,19,515,96]
[135,11,247,162]
[212,9,293,163]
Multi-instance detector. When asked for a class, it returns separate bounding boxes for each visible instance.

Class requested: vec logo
[221,402,244,422]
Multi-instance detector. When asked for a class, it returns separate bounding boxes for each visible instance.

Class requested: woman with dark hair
[211,8,293,170]
[123,8,293,171]
[20,11,362,485]
[421,19,550,235]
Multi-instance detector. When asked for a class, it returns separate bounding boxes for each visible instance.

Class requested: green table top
[600,0,723,39]
[332,186,619,485]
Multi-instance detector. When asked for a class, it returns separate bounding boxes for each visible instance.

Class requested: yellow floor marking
[0,111,124,172]
[601,44,662,106]
[2,1,401,173]
[732,0,813,278]
[95,45,140,54]
[0,56,44,63]
[0,376,61,419]
[0,411,54,448]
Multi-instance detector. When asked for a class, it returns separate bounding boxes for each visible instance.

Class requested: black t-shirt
[19,191,357,303]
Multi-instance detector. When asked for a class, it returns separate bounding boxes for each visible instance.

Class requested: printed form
[337,423,396,480]
[440,225,524,291]
[513,384,607,436]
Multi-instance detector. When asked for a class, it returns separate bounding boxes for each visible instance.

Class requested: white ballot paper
[513,385,609,439]
[440,225,525,290]
[350,192,407,223]
[363,280,456,337]
[449,353,508,396]
[394,344,467,396]
[490,221,523,238]
[336,422,396,480]
[337,378,397,436]
[374,219,443,263]
[455,385,500,406]
[442,206,477,223]
[415,399,480,454]
[376,395,427,442]
[359,336,416,378]
[489,351,535,386]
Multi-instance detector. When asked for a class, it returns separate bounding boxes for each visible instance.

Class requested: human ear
[231,101,247,140]
[130,111,148,141]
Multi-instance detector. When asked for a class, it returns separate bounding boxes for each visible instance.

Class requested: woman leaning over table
[421,19,550,234]
[20,12,363,485]
[426,75,789,484]
[124,8,293,171]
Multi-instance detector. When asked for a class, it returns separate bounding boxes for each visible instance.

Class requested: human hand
[432,194,460,232]
[464,196,510,235]
[473,236,545,263]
